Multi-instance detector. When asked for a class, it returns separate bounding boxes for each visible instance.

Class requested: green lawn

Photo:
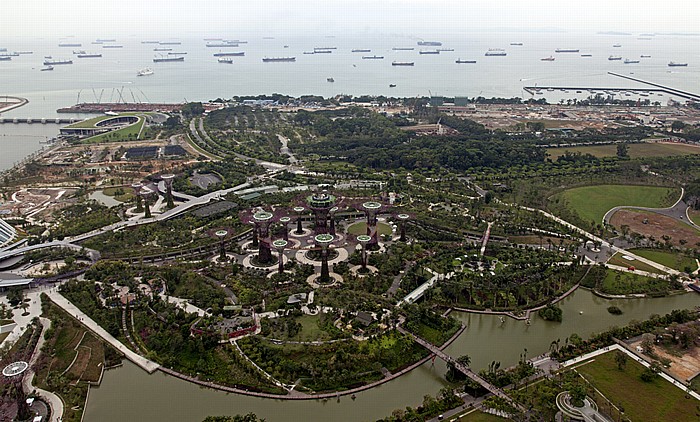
[689,209,700,227]
[576,351,698,422]
[628,248,698,273]
[0,331,9,344]
[547,142,700,160]
[83,116,145,143]
[607,252,666,274]
[600,269,674,295]
[346,221,393,236]
[102,187,135,202]
[557,184,678,224]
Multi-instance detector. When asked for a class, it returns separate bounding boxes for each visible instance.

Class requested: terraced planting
[556,184,678,224]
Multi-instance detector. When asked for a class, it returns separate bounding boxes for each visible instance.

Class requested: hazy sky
[5,0,700,38]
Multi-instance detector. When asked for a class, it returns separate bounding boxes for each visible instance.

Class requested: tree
[671,120,686,132]
[456,354,471,367]
[163,115,181,130]
[182,102,205,117]
[616,143,629,158]
[614,350,628,370]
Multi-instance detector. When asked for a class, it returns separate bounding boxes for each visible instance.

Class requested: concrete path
[45,290,160,373]
[23,317,64,422]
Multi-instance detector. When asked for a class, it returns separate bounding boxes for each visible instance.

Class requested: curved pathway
[24,317,64,422]
[603,187,700,230]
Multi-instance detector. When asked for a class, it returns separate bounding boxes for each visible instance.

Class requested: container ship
[419,50,440,55]
[214,52,244,57]
[392,47,414,51]
[207,43,238,47]
[262,57,296,62]
[668,62,688,67]
[555,48,579,53]
[44,59,73,65]
[153,56,184,62]
[608,55,622,61]
[352,49,371,53]
[159,41,181,45]
[392,61,414,66]
[168,52,188,55]
[59,43,82,47]
[102,45,123,48]
[154,48,172,51]
[77,53,102,58]
[623,58,640,64]
[485,49,507,56]
[417,41,442,46]
[455,59,476,63]
[362,55,384,59]
[313,48,333,53]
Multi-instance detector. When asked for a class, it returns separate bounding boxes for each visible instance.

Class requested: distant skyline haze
[4,0,700,38]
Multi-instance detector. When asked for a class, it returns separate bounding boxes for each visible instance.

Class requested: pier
[0,117,81,124]
[524,74,700,102]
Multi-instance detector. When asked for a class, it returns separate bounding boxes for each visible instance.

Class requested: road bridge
[397,326,527,414]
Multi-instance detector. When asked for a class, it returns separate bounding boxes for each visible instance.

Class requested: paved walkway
[23,317,64,422]
[46,290,160,373]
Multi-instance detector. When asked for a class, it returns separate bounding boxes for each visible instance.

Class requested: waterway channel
[83,290,699,422]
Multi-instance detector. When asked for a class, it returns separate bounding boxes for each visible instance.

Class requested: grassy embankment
[547,142,700,160]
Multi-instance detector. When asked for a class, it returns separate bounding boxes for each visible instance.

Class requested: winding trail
[24,317,64,422]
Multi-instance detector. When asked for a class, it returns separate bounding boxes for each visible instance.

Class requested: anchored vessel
[153,56,184,62]
[417,41,442,46]
[392,47,414,51]
[485,49,507,56]
[541,56,555,61]
[624,58,640,64]
[608,55,622,61]
[262,57,296,62]
[218,58,234,64]
[668,62,688,67]
[419,50,440,55]
[352,49,371,52]
[362,55,384,59]
[214,52,244,57]
[555,48,579,53]
[455,59,476,63]
[137,68,154,76]
[392,61,414,66]
[43,59,73,65]
[77,53,102,58]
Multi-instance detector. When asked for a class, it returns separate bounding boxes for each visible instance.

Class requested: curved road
[603,187,700,230]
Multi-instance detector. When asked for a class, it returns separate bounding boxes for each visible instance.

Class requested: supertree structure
[360,200,383,247]
[215,230,228,261]
[357,234,371,270]
[2,360,30,421]
[272,239,288,274]
[131,182,144,212]
[140,186,155,218]
[279,216,291,241]
[305,192,337,234]
[314,234,335,283]
[161,174,176,209]
[293,206,306,235]
[240,210,277,264]
[395,213,410,242]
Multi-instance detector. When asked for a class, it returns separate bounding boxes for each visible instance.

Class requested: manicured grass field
[628,248,698,273]
[600,269,674,295]
[576,351,698,422]
[547,142,700,160]
[102,186,135,202]
[607,252,666,274]
[346,221,393,236]
[557,184,678,224]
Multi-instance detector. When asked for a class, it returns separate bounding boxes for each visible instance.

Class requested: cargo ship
[102,45,123,48]
[154,48,172,51]
[392,61,414,66]
[0,56,11,61]
[668,62,688,67]
[613,44,622,47]
[218,58,234,64]
[59,43,82,47]
[485,49,507,56]
[313,48,333,53]
[141,41,160,44]
[608,55,622,61]
[455,59,476,63]
[168,52,187,55]
[541,56,555,61]
[510,42,523,46]
[581,54,593,57]
[419,50,440,55]
[437,48,454,52]
[207,43,238,47]
[392,47,414,51]
[44,59,73,65]
[96,39,116,43]
[40,65,54,71]
[314,47,336,50]
[159,41,181,45]
[352,49,371,53]
[417,41,442,46]
[262,57,296,62]
[623,58,640,64]
[362,55,384,59]
[77,53,102,58]
[153,56,184,62]
[72,50,86,55]
[303,51,315,55]
[214,52,244,57]
[640,55,652,58]
[555,48,579,53]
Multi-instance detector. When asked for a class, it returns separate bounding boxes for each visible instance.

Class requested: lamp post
[314,234,334,284]
[272,239,288,274]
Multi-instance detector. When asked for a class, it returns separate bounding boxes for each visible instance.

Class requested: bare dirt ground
[630,339,700,382]
[610,209,700,247]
